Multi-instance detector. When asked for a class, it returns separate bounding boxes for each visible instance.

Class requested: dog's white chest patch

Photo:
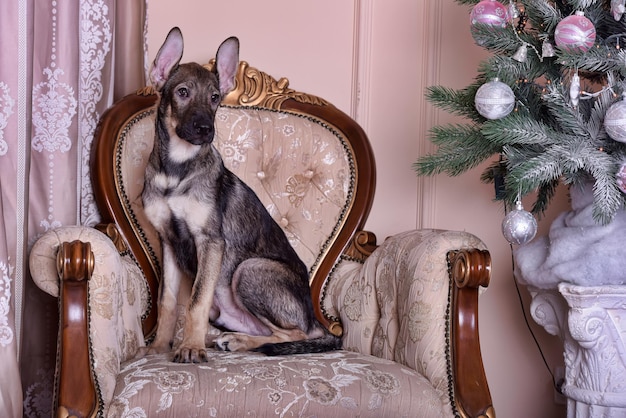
[144,174,212,234]
[168,195,212,233]
[168,134,201,163]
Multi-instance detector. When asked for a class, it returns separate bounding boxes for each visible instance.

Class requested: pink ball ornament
[470,0,510,28]
[554,11,596,52]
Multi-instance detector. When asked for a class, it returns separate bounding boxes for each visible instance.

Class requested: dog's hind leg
[214,258,321,352]
[215,322,309,352]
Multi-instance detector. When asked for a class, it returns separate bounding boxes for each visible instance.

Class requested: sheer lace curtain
[0,1,146,416]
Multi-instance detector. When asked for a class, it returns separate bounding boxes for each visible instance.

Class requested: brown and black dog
[140,27,341,363]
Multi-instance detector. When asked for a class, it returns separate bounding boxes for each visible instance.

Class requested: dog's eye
[211,93,220,104]
[177,87,189,98]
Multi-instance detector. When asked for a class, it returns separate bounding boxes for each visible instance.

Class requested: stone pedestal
[529,284,626,418]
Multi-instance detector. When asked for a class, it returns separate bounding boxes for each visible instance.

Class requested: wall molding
[351,0,373,131]
[416,2,443,229]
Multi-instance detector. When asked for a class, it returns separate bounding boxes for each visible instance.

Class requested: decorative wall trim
[351,0,373,131]
[416,2,443,229]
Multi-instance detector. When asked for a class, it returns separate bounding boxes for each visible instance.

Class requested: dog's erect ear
[150,27,184,91]
[215,37,239,96]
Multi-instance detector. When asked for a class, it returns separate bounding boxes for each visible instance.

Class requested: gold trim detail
[206,60,329,109]
[136,85,157,96]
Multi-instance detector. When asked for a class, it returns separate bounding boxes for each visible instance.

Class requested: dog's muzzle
[178,115,215,145]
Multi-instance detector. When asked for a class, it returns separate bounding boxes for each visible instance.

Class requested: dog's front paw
[215,332,251,352]
[134,344,170,359]
[173,345,209,363]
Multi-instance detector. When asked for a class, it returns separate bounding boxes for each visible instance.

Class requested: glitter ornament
[508,1,520,20]
[470,0,510,28]
[569,72,580,107]
[554,11,596,52]
[474,78,515,120]
[512,44,528,62]
[617,162,626,194]
[604,99,626,143]
[612,0,626,21]
[502,200,538,245]
[542,40,556,58]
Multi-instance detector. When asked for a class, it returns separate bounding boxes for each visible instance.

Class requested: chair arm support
[448,249,494,418]
[56,240,98,418]
[29,226,150,417]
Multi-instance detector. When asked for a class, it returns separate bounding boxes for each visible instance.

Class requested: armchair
[29,58,494,417]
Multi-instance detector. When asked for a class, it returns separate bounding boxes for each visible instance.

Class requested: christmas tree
[415,0,626,226]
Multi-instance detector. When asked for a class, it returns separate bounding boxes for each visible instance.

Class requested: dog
[139,27,341,363]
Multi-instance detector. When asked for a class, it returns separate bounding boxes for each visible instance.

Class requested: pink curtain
[0,1,146,416]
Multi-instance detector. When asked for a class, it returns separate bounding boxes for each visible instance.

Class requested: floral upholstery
[29,100,489,417]
[108,350,444,417]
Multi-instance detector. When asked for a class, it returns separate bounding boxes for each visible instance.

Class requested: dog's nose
[193,121,213,137]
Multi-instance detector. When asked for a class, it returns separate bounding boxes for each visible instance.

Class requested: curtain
[0,1,147,416]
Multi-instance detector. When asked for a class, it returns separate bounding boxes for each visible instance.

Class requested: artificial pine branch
[524,0,561,32]
[425,85,482,122]
[414,124,499,176]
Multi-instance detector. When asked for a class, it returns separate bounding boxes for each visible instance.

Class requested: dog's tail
[253,330,342,356]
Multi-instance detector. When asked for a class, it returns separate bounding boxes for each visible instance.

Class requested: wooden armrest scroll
[447,249,495,418]
[95,223,128,253]
[56,241,99,418]
[343,230,378,262]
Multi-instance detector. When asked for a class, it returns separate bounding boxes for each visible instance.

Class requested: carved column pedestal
[529,284,626,418]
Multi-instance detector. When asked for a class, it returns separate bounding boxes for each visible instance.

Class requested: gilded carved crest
[210,60,329,109]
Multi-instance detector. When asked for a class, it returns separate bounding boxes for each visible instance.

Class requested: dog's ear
[215,37,239,96]
[150,27,184,91]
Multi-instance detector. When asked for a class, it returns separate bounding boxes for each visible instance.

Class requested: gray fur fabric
[514,182,626,289]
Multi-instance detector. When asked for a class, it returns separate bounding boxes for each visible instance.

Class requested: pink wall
[147,1,568,416]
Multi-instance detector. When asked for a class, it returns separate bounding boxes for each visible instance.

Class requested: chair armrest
[325,229,493,418]
[29,226,150,417]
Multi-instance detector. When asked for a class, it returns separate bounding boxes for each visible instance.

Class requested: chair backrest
[91,60,376,338]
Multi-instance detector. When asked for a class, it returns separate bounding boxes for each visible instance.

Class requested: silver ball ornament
[604,100,626,143]
[475,78,515,120]
[502,200,537,245]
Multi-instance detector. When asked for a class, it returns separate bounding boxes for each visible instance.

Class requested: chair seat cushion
[107,349,447,417]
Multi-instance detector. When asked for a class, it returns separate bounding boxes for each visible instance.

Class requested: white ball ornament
[502,200,538,245]
[604,100,626,143]
[475,78,516,120]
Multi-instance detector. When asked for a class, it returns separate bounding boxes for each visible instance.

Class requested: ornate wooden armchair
[29,58,494,417]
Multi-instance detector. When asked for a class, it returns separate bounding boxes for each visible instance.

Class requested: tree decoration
[604,98,626,143]
[541,40,556,58]
[470,0,510,28]
[554,11,596,52]
[612,0,626,21]
[569,71,580,107]
[474,78,515,120]
[512,44,528,62]
[617,162,626,194]
[508,1,519,20]
[501,200,538,245]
